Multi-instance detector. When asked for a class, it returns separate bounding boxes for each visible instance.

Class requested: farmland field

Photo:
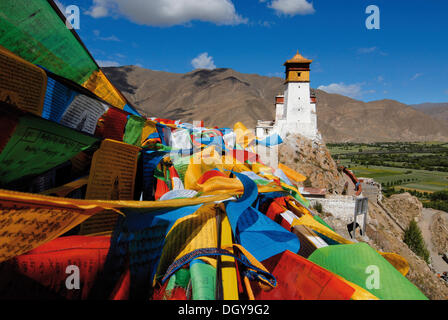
[327,142,448,193]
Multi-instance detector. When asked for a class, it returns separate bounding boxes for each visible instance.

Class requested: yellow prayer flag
[278,163,307,183]
[0,45,47,116]
[0,189,103,262]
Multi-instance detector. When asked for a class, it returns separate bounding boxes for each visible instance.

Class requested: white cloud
[357,47,388,56]
[266,0,315,16]
[191,53,216,70]
[97,60,121,67]
[410,73,423,81]
[86,0,247,26]
[100,35,121,42]
[93,29,121,42]
[86,0,110,18]
[318,83,364,98]
[260,21,274,27]
[357,47,377,54]
[115,53,126,59]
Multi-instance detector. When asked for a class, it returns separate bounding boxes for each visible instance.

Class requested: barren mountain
[104,66,284,129]
[316,93,448,143]
[412,103,448,125]
[103,66,448,143]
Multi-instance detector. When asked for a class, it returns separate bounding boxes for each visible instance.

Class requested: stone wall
[359,178,383,202]
[309,195,362,223]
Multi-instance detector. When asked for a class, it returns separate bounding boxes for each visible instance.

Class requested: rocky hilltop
[382,193,423,231]
[278,134,347,194]
[431,212,448,255]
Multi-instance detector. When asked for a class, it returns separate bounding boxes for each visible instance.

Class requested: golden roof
[284,50,313,65]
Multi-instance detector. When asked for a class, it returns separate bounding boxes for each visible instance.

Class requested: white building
[256,51,320,141]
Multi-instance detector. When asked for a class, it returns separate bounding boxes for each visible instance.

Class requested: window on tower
[297,72,301,77]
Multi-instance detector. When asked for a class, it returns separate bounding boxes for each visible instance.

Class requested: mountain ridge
[103,65,448,143]
[412,103,448,125]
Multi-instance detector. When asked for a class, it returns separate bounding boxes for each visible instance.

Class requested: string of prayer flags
[225,172,300,262]
[0,189,105,263]
[0,0,137,113]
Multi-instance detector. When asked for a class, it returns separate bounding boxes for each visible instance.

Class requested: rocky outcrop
[278,134,347,194]
[431,212,448,255]
[382,193,423,230]
[367,201,448,300]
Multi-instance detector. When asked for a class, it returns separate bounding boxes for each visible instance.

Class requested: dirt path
[419,208,448,274]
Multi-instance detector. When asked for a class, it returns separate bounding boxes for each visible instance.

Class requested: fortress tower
[256,50,320,141]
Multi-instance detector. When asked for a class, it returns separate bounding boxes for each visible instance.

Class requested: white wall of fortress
[309,195,364,223]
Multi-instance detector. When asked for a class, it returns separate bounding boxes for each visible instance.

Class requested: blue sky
[57,0,448,105]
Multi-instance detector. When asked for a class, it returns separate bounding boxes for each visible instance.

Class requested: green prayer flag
[0,0,98,84]
[308,242,428,300]
[0,115,98,185]
[123,115,145,147]
[190,259,216,300]
[313,215,334,231]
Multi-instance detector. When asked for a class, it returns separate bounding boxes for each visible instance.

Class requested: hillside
[277,134,448,299]
[412,103,448,125]
[104,66,284,129]
[317,92,448,143]
[103,66,448,143]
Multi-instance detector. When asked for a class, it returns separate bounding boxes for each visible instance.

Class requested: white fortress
[256,51,321,142]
